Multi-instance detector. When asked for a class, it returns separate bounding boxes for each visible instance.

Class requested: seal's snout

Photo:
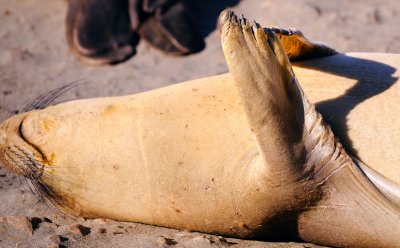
[0,114,45,177]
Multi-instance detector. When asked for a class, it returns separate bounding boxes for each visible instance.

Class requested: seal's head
[0,82,84,181]
[0,107,78,212]
[0,113,45,178]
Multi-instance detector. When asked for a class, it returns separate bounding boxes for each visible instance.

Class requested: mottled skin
[0,10,399,248]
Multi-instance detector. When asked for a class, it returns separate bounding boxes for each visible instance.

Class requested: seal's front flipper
[220,11,307,185]
[220,10,400,247]
[271,27,337,61]
[66,0,139,65]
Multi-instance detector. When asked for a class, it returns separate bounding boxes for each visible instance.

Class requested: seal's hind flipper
[66,0,139,65]
[138,0,205,55]
[271,27,337,61]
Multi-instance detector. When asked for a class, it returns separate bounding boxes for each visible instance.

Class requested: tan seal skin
[0,10,399,247]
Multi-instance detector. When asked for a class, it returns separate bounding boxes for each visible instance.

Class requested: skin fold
[0,10,399,248]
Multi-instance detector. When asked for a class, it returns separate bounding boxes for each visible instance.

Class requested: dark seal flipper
[139,17,184,55]
[129,0,148,31]
[66,0,139,65]
[220,10,400,247]
[138,0,205,55]
[143,0,178,12]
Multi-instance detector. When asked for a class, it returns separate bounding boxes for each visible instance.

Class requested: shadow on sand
[296,53,398,158]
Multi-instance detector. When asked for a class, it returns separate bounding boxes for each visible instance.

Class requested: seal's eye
[18,118,24,140]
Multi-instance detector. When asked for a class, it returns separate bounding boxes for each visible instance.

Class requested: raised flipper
[66,0,139,65]
[271,27,337,61]
[219,10,400,247]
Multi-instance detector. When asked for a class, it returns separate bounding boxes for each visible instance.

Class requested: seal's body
[0,10,399,248]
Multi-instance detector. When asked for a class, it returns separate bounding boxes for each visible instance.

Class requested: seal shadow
[294,54,398,157]
[185,0,241,38]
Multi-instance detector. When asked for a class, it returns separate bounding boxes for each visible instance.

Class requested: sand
[1,0,399,247]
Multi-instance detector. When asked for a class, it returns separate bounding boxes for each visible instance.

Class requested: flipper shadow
[294,54,398,156]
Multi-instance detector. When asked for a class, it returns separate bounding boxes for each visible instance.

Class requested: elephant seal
[1,10,399,248]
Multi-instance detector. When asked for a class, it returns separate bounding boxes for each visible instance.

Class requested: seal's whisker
[27,173,74,218]
[24,166,106,198]
[25,175,42,201]
[40,173,86,188]
[20,80,87,114]
[17,175,36,197]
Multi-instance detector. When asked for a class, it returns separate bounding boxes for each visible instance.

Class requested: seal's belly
[21,74,270,233]
[17,53,400,229]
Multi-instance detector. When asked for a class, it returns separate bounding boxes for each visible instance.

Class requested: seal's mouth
[0,114,44,177]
